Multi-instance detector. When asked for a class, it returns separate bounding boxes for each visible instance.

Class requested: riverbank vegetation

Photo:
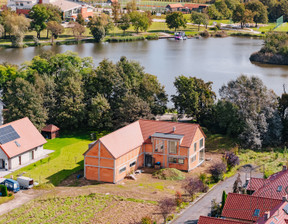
[250,32,288,65]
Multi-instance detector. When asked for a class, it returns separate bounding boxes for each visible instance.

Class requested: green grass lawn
[5,132,94,186]
[251,23,276,32]
[274,22,288,32]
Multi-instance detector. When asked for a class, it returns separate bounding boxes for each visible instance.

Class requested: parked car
[17,176,34,189]
[3,179,20,193]
[0,178,6,185]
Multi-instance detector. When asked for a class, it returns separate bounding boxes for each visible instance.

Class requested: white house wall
[9,145,44,169]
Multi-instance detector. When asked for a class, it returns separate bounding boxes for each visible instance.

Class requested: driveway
[172,171,262,224]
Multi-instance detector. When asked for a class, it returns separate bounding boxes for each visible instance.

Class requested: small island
[250,32,288,65]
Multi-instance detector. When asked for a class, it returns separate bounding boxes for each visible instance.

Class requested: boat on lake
[174,32,187,40]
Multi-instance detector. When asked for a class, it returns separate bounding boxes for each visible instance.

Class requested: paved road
[172,172,260,224]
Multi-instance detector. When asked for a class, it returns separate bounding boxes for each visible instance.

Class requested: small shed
[41,124,60,139]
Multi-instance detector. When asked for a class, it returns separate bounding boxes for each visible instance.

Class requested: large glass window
[155,139,164,152]
[119,166,126,174]
[200,138,204,148]
[169,141,177,154]
[191,155,196,163]
[194,143,197,152]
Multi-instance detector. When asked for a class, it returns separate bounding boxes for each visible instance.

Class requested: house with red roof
[84,120,206,183]
[166,4,184,12]
[198,216,247,224]
[41,124,60,139]
[0,117,47,170]
[183,4,209,13]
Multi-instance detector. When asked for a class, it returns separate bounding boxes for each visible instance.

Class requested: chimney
[283,165,287,171]
[264,211,270,220]
[173,127,176,132]
[282,195,287,202]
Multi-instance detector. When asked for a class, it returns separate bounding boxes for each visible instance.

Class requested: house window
[19,156,21,165]
[200,138,204,148]
[178,158,184,164]
[194,143,197,152]
[129,161,136,167]
[155,139,164,153]
[119,166,126,174]
[191,155,196,163]
[169,141,177,154]
[277,185,282,192]
[168,157,177,164]
[253,209,260,217]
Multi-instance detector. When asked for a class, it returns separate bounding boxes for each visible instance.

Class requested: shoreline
[250,51,288,66]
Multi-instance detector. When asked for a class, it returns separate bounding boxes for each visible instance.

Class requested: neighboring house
[6,0,94,20]
[199,193,288,224]
[198,216,247,224]
[47,0,94,20]
[183,4,208,13]
[166,4,183,12]
[246,166,288,199]
[0,117,47,170]
[41,124,60,139]
[0,100,4,126]
[84,119,206,183]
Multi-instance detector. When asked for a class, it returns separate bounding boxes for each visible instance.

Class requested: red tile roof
[166,3,183,8]
[246,177,270,191]
[183,3,208,9]
[222,193,282,222]
[42,124,60,133]
[256,201,288,224]
[89,120,205,159]
[0,117,47,158]
[253,169,288,199]
[198,216,247,224]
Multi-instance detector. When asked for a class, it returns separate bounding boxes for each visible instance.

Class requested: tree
[70,22,86,40]
[112,2,121,22]
[246,0,268,26]
[129,11,150,33]
[203,100,244,137]
[208,4,223,20]
[115,93,153,128]
[279,91,288,145]
[220,75,283,149]
[118,13,131,33]
[232,3,254,28]
[166,12,187,32]
[3,13,30,47]
[46,21,64,44]
[76,13,85,25]
[182,177,208,201]
[3,78,48,130]
[220,190,227,213]
[90,25,105,42]
[29,4,49,38]
[126,0,137,13]
[88,14,113,41]
[0,24,4,38]
[158,198,176,223]
[191,12,209,31]
[224,151,240,170]
[215,0,232,18]
[172,76,216,122]
[209,162,227,182]
[44,4,62,38]
[233,173,243,193]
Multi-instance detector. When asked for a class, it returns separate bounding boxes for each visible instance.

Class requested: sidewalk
[0,149,54,178]
[172,171,262,224]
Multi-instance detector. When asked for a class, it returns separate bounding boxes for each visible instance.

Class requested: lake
[1,37,288,102]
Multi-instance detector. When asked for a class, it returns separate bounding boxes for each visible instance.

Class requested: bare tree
[69,22,85,41]
[158,198,176,223]
[182,177,208,201]
[47,21,64,44]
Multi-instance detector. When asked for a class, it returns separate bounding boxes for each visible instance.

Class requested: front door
[145,154,153,167]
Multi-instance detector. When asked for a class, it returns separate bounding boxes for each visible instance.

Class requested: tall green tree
[246,0,268,26]
[172,75,216,122]
[3,78,47,130]
[76,13,85,25]
[232,3,254,28]
[129,11,150,33]
[29,4,49,38]
[118,14,131,33]
[191,12,209,31]
[215,0,232,18]
[166,12,187,32]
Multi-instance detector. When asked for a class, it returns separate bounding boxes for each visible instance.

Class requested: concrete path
[172,172,262,224]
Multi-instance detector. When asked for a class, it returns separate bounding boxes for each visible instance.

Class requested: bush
[0,185,8,196]
[145,34,159,40]
[141,216,153,224]
[209,162,227,182]
[200,30,210,37]
[224,152,240,171]
[182,177,208,201]
[153,168,185,180]
[175,191,182,206]
[199,173,207,183]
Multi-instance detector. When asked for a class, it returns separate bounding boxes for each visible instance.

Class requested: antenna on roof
[173,126,176,132]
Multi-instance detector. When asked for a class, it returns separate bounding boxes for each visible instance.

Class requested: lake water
[1,37,288,102]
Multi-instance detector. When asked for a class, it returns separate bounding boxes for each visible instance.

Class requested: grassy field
[275,22,288,31]
[0,193,159,224]
[5,132,93,186]
[0,194,14,205]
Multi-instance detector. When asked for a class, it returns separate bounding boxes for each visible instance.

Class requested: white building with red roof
[0,117,47,170]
